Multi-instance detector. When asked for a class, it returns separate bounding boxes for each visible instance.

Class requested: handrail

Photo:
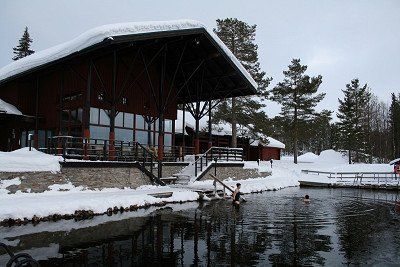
[302,170,396,175]
[301,170,399,185]
[210,174,247,201]
[210,174,234,193]
[0,242,39,267]
[193,147,243,177]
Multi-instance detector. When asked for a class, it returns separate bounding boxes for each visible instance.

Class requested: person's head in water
[305,195,310,199]
[236,183,241,190]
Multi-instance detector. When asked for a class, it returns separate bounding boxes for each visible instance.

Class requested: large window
[90,125,109,140]
[89,107,174,146]
[99,109,110,125]
[115,112,123,127]
[115,128,133,142]
[124,113,134,128]
[135,130,148,144]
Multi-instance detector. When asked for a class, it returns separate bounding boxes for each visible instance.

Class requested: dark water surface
[1,187,400,266]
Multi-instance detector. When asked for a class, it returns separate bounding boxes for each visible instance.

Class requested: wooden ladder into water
[209,174,247,201]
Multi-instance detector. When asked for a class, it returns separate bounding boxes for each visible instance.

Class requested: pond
[1,187,400,266]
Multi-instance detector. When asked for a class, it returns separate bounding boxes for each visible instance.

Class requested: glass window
[164,133,172,147]
[154,132,159,146]
[62,110,69,122]
[99,109,110,125]
[21,131,27,147]
[135,115,144,129]
[154,119,159,131]
[77,108,83,123]
[115,128,133,142]
[165,119,172,132]
[124,113,134,128]
[135,130,148,145]
[70,108,83,124]
[115,112,123,127]
[38,130,46,148]
[90,108,99,124]
[90,125,109,140]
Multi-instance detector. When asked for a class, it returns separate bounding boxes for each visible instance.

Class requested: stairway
[171,147,244,185]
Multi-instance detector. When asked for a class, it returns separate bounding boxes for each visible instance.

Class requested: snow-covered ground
[0,183,198,221]
[0,148,396,223]
[0,148,62,172]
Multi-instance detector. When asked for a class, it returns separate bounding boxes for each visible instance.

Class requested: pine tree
[270,59,324,163]
[337,79,370,163]
[389,93,400,158]
[213,18,271,147]
[12,26,34,60]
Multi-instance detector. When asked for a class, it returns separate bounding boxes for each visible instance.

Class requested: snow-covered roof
[0,20,257,89]
[175,110,285,149]
[0,98,22,115]
[389,158,400,165]
[250,137,286,149]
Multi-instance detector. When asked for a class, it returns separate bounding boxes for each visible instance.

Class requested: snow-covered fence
[301,170,400,187]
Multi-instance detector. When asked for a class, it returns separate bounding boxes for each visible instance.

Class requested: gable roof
[0,20,257,91]
[0,98,22,115]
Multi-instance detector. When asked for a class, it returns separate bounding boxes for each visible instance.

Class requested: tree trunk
[293,106,298,164]
[231,97,237,148]
[348,149,351,164]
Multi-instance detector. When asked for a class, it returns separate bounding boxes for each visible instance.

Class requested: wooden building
[174,110,285,160]
[0,20,257,161]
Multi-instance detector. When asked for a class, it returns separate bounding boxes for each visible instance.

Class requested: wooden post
[109,51,117,160]
[34,76,39,149]
[208,99,212,149]
[83,61,92,160]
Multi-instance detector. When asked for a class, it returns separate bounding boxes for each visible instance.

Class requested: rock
[107,208,113,216]
[113,206,119,213]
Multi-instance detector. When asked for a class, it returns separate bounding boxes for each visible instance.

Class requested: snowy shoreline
[0,148,396,226]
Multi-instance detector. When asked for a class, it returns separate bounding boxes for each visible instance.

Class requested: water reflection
[0,188,399,266]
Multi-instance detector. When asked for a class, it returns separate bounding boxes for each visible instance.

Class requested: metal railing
[0,242,39,267]
[40,136,194,163]
[301,170,400,187]
[40,136,172,184]
[194,147,243,177]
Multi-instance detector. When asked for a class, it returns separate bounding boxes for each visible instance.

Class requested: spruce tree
[213,18,271,147]
[271,59,324,163]
[12,26,34,60]
[337,79,370,163]
[389,93,400,158]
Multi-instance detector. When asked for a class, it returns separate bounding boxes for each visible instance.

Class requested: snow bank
[316,149,347,164]
[0,185,199,221]
[0,178,21,194]
[298,152,319,163]
[191,160,299,193]
[0,20,256,89]
[0,202,199,240]
[0,98,22,115]
[0,148,61,172]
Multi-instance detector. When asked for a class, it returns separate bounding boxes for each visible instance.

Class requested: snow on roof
[389,158,400,165]
[175,110,285,148]
[0,20,257,89]
[250,137,286,149]
[0,98,22,115]
[298,152,319,163]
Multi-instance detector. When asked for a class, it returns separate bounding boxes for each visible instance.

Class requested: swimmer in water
[232,183,241,205]
[303,194,310,203]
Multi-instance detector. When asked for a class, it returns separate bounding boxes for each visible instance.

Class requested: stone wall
[0,161,190,194]
[161,163,188,177]
[201,164,270,181]
[0,166,152,193]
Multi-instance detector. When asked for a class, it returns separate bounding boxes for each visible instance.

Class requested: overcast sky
[1,0,399,118]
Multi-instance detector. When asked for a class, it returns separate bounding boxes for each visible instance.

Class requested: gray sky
[1,0,399,118]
